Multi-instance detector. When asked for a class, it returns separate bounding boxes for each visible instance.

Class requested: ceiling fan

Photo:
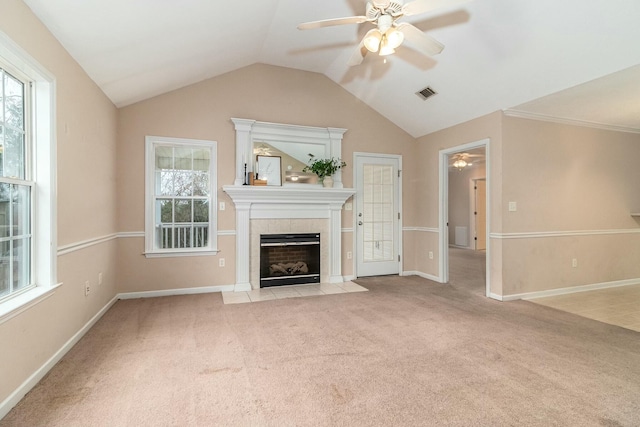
[450,152,483,170]
[297,0,469,66]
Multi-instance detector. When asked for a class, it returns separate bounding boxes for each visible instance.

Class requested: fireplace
[223,186,355,291]
[260,233,321,287]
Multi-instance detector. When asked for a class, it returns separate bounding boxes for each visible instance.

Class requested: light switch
[345,202,352,211]
[219,202,225,211]
[508,201,517,212]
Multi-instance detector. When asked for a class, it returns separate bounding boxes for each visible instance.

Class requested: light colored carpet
[2,275,639,426]
[448,247,486,296]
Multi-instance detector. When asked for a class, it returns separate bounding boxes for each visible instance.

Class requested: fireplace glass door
[260,233,321,287]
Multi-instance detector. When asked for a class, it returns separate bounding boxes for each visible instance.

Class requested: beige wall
[415,110,640,297]
[413,112,503,289]
[116,63,417,292]
[500,117,640,295]
[0,0,118,408]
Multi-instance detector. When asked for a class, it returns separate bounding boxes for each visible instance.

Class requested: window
[0,31,56,318]
[0,65,32,300]
[145,136,217,257]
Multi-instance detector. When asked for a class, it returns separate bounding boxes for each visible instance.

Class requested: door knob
[358,221,363,226]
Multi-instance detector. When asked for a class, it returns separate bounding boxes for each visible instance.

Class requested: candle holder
[243,163,249,185]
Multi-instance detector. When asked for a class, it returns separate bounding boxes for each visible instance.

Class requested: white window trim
[0,30,58,322]
[144,135,218,258]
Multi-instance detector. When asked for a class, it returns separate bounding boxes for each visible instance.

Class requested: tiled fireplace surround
[223,118,355,291]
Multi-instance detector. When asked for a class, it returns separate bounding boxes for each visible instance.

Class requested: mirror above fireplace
[231,118,347,188]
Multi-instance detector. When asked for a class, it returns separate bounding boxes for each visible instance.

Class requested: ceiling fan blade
[347,40,368,66]
[402,0,470,17]
[297,16,369,30]
[397,23,444,56]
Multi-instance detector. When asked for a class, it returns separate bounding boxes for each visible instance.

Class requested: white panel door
[355,154,400,277]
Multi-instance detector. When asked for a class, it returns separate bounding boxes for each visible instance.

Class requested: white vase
[322,176,334,188]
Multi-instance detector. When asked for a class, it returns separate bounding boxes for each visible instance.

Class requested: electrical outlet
[98,272,103,285]
[85,281,90,296]
[429,251,434,260]
[219,258,225,267]
[508,201,517,212]
[572,258,578,268]
[344,202,352,211]
[347,251,352,259]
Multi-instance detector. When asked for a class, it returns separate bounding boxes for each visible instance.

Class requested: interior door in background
[355,154,400,277]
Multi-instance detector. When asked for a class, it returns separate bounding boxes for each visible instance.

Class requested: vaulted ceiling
[23,0,640,137]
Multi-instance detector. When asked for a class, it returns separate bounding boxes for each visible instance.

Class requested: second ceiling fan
[298,0,469,66]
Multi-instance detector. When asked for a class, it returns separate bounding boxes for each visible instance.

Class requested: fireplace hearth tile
[319,283,347,294]
[336,282,368,292]
[247,289,277,302]
[221,291,252,304]
[295,285,325,296]
[221,282,367,304]
[271,287,303,299]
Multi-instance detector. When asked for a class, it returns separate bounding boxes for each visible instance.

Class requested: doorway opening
[439,139,491,298]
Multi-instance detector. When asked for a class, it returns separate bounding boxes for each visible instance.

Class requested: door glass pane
[362,164,394,263]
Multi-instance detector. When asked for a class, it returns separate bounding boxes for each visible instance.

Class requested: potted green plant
[303,154,346,187]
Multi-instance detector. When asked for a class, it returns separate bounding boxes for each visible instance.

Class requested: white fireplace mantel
[223,185,355,291]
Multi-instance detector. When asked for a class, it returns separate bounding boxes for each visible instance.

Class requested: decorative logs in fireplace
[269,261,309,276]
[260,233,320,287]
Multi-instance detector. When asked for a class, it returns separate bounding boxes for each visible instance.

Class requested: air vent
[416,86,437,101]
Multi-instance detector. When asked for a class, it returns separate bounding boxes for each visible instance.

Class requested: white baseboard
[507,278,640,302]
[488,293,504,301]
[401,270,443,283]
[0,295,119,420]
[343,275,355,282]
[449,245,472,250]
[117,284,234,300]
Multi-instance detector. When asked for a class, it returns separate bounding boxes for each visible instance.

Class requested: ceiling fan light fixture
[453,159,468,170]
[364,29,382,52]
[385,28,404,49]
[378,36,395,56]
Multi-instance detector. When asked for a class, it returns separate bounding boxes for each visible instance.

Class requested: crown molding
[503,109,640,134]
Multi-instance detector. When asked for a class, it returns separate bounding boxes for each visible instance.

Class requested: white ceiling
[23,0,640,138]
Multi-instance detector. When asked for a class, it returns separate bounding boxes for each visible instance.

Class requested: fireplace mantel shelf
[223,185,355,205]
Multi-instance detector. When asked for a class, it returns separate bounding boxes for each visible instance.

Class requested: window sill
[0,283,62,325]
[144,249,220,259]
